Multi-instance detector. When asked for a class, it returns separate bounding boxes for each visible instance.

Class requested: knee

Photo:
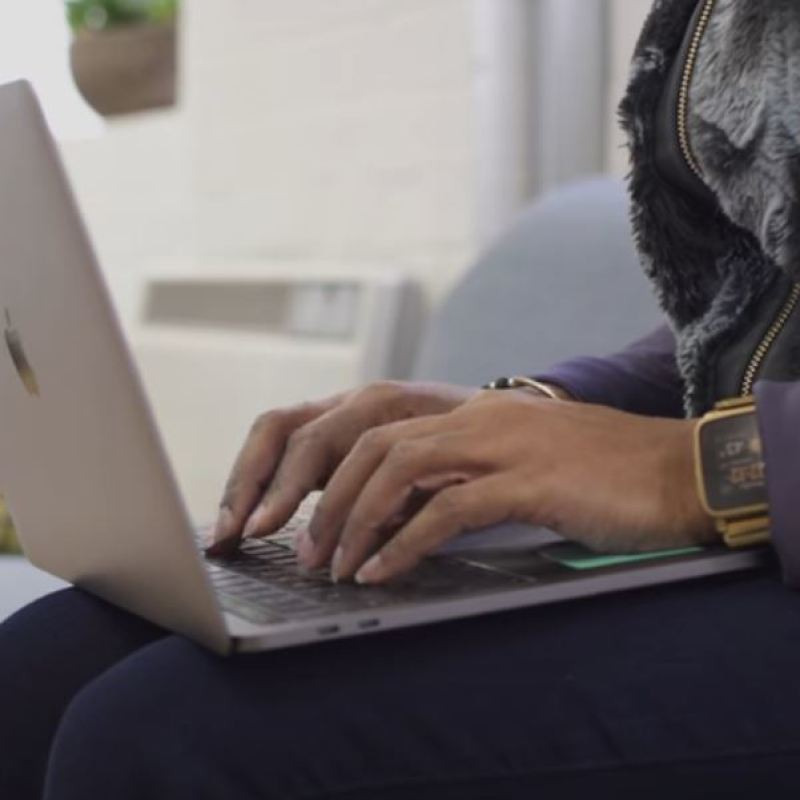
[0,590,143,800]
[44,638,211,800]
[44,670,154,799]
[43,638,265,800]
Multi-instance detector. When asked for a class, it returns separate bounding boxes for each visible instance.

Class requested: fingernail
[243,506,268,539]
[355,553,384,585]
[331,546,345,582]
[295,529,315,565]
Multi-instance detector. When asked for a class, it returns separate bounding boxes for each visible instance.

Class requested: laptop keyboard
[204,519,527,626]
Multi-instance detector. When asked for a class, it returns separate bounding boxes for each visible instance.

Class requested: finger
[355,475,523,583]
[206,402,330,556]
[241,387,446,546]
[238,416,343,541]
[303,415,461,570]
[332,430,485,580]
[240,387,408,541]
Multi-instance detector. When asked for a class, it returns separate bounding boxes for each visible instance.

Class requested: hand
[207,381,477,555]
[298,390,717,584]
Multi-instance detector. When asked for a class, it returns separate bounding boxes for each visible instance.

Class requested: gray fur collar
[619,0,800,414]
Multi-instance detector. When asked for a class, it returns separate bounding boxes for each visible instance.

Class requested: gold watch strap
[715,515,770,548]
[699,396,771,549]
[714,396,758,411]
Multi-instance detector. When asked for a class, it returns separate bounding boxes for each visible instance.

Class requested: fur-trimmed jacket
[620,0,800,414]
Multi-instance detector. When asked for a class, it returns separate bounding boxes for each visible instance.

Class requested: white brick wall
[187,0,476,288]
[61,0,651,323]
[63,0,479,325]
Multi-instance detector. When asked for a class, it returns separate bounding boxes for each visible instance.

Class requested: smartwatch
[694,396,770,548]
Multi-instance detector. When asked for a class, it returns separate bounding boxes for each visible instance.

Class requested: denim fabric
[2,572,800,800]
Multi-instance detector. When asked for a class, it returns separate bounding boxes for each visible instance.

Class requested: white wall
[62,112,195,324]
[64,1,648,316]
[606,0,652,175]
[62,0,482,327]
[62,0,651,324]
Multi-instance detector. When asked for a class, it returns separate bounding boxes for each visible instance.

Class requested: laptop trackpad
[439,522,566,580]
[440,522,706,580]
[440,521,563,554]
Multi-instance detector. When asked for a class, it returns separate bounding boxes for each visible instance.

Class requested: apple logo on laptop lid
[4,309,39,397]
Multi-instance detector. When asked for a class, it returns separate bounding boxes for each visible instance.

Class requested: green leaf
[0,498,21,556]
[66,0,178,33]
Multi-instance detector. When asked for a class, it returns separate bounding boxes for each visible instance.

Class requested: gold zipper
[677,0,717,180]
[676,0,800,396]
[740,283,800,395]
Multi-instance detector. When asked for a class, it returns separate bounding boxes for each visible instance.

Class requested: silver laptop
[0,81,768,655]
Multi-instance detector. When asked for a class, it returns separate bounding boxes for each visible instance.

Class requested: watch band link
[715,515,770,548]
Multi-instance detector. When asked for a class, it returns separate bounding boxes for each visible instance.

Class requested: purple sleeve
[754,380,800,588]
[536,325,685,418]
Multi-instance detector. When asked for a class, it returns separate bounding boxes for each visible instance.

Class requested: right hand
[206,381,477,556]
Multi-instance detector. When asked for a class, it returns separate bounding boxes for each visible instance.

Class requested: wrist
[661,420,718,546]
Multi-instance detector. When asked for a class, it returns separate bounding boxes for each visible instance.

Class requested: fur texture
[619,0,800,414]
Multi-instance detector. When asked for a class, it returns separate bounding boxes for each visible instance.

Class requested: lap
[48,570,800,798]
[5,568,800,799]
[0,589,164,799]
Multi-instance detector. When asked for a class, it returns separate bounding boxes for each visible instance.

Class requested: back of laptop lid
[0,81,229,653]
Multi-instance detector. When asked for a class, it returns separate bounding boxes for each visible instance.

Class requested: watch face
[699,410,767,513]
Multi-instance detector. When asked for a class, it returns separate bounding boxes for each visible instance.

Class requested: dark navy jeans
[3,569,800,799]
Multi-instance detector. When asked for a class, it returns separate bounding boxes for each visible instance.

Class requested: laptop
[0,81,768,655]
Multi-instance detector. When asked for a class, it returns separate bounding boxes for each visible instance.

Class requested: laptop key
[208,539,526,625]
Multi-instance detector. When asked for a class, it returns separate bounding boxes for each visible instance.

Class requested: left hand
[293,390,717,584]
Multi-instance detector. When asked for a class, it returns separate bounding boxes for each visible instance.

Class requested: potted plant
[67,0,179,116]
[0,497,20,556]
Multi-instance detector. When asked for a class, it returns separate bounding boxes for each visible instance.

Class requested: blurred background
[0,0,652,541]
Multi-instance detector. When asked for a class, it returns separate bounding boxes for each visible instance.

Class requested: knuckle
[430,488,463,523]
[385,439,424,470]
[356,426,390,454]
[357,380,404,405]
[286,423,326,453]
[470,389,499,404]
[249,409,285,437]
[483,392,512,409]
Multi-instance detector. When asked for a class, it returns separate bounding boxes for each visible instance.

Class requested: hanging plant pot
[70,22,177,117]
